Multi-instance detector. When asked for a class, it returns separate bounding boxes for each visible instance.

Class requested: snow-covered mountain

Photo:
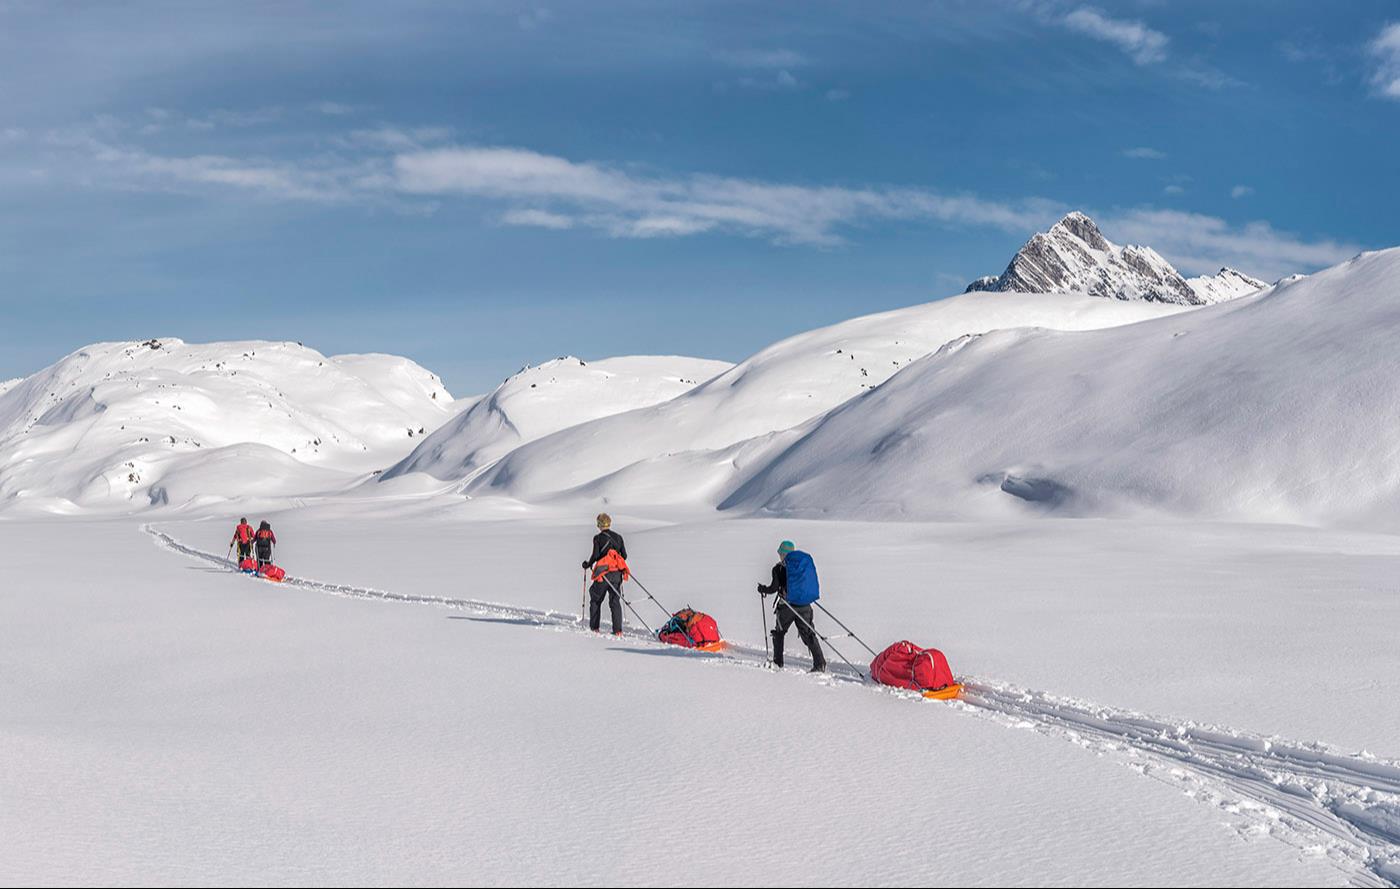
[966,212,1264,305]
[1185,267,1268,304]
[459,291,1185,503]
[0,338,457,512]
[381,355,733,483]
[727,247,1399,526]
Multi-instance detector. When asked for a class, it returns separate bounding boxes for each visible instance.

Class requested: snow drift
[461,291,1184,503]
[0,339,457,512]
[382,355,732,484]
[726,247,1400,526]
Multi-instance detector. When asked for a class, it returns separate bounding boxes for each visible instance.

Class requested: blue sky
[2,1,1397,394]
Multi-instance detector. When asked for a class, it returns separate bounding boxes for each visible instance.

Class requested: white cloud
[501,208,575,229]
[716,49,807,69]
[23,124,1361,275]
[1368,22,1400,100]
[826,88,851,102]
[1104,208,1361,281]
[1163,184,1184,196]
[393,146,1057,245]
[1062,7,1168,65]
[1123,146,1166,160]
[1230,185,1254,199]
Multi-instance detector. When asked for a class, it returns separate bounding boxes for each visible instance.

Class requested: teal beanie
[777,540,796,557]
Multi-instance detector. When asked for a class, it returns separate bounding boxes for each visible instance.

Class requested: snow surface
[461,291,1183,504]
[728,248,1400,526]
[0,339,463,513]
[382,354,732,486]
[10,513,1397,885]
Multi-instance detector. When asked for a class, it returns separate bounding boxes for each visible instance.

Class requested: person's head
[596,513,611,530]
[240,517,247,524]
[777,540,795,558]
[259,520,270,530]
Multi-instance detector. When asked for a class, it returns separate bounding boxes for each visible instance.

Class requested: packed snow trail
[148,526,1400,887]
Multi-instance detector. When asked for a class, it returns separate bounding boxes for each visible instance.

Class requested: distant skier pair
[231,517,278,568]
[580,515,825,671]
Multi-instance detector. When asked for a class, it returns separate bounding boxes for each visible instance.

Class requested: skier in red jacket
[231,518,254,562]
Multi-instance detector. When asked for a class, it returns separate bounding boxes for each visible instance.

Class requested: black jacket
[757,562,787,597]
[584,529,627,569]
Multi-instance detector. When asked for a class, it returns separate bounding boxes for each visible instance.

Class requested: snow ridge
[147,524,1400,887]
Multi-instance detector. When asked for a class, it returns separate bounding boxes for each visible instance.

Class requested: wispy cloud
[716,49,807,69]
[1163,184,1184,196]
[8,118,1360,276]
[517,7,553,31]
[825,88,851,102]
[501,208,574,229]
[1123,146,1166,160]
[392,146,1058,245]
[1230,185,1254,199]
[1369,22,1400,100]
[1104,208,1361,281]
[1062,7,1168,65]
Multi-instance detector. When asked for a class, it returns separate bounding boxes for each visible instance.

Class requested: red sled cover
[258,564,286,582]
[870,640,955,692]
[658,609,721,648]
[238,557,257,572]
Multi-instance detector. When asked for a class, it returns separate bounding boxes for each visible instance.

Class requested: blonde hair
[596,513,612,529]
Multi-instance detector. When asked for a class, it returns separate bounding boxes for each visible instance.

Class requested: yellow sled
[921,683,964,701]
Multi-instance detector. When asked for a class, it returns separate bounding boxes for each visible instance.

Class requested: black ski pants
[589,571,624,634]
[772,600,826,669]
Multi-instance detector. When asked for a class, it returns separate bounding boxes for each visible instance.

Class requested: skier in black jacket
[757,539,826,672]
[582,513,627,635]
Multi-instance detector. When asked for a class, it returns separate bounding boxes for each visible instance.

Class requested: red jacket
[232,522,253,544]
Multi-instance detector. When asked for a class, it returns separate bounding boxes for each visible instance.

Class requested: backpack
[783,550,820,606]
[258,564,286,582]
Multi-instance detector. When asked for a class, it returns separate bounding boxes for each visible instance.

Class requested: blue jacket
[783,550,820,606]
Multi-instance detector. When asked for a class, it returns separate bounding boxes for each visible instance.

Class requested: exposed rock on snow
[0,338,457,512]
[966,212,1262,306]
[381,355,732,483]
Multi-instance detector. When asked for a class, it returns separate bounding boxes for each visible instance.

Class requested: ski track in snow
[148,525,1400,887]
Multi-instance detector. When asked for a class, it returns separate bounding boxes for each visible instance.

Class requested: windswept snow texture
[463,291,1182,504]
[0,339,455,513]
[966,211,1262,305]
[729,248,1400,525]
[382,355,731,484]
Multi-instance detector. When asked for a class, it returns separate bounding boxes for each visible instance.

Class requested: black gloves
[582,560,591,569]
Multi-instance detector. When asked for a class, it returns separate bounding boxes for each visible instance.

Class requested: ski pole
[760,591,770,663]
[813,602,880,659]
[581,568,589,624]
[626,572,674,618]
[602,574,653,635]
[772,596,867,680]
[227,542,234,564]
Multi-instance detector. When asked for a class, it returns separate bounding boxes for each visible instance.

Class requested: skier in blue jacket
[757,540,826,672]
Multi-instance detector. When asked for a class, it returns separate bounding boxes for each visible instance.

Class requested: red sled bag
[258,564,286,582]
[870,641,956,692]
[657,608,722,650]
[238,557,256,572]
